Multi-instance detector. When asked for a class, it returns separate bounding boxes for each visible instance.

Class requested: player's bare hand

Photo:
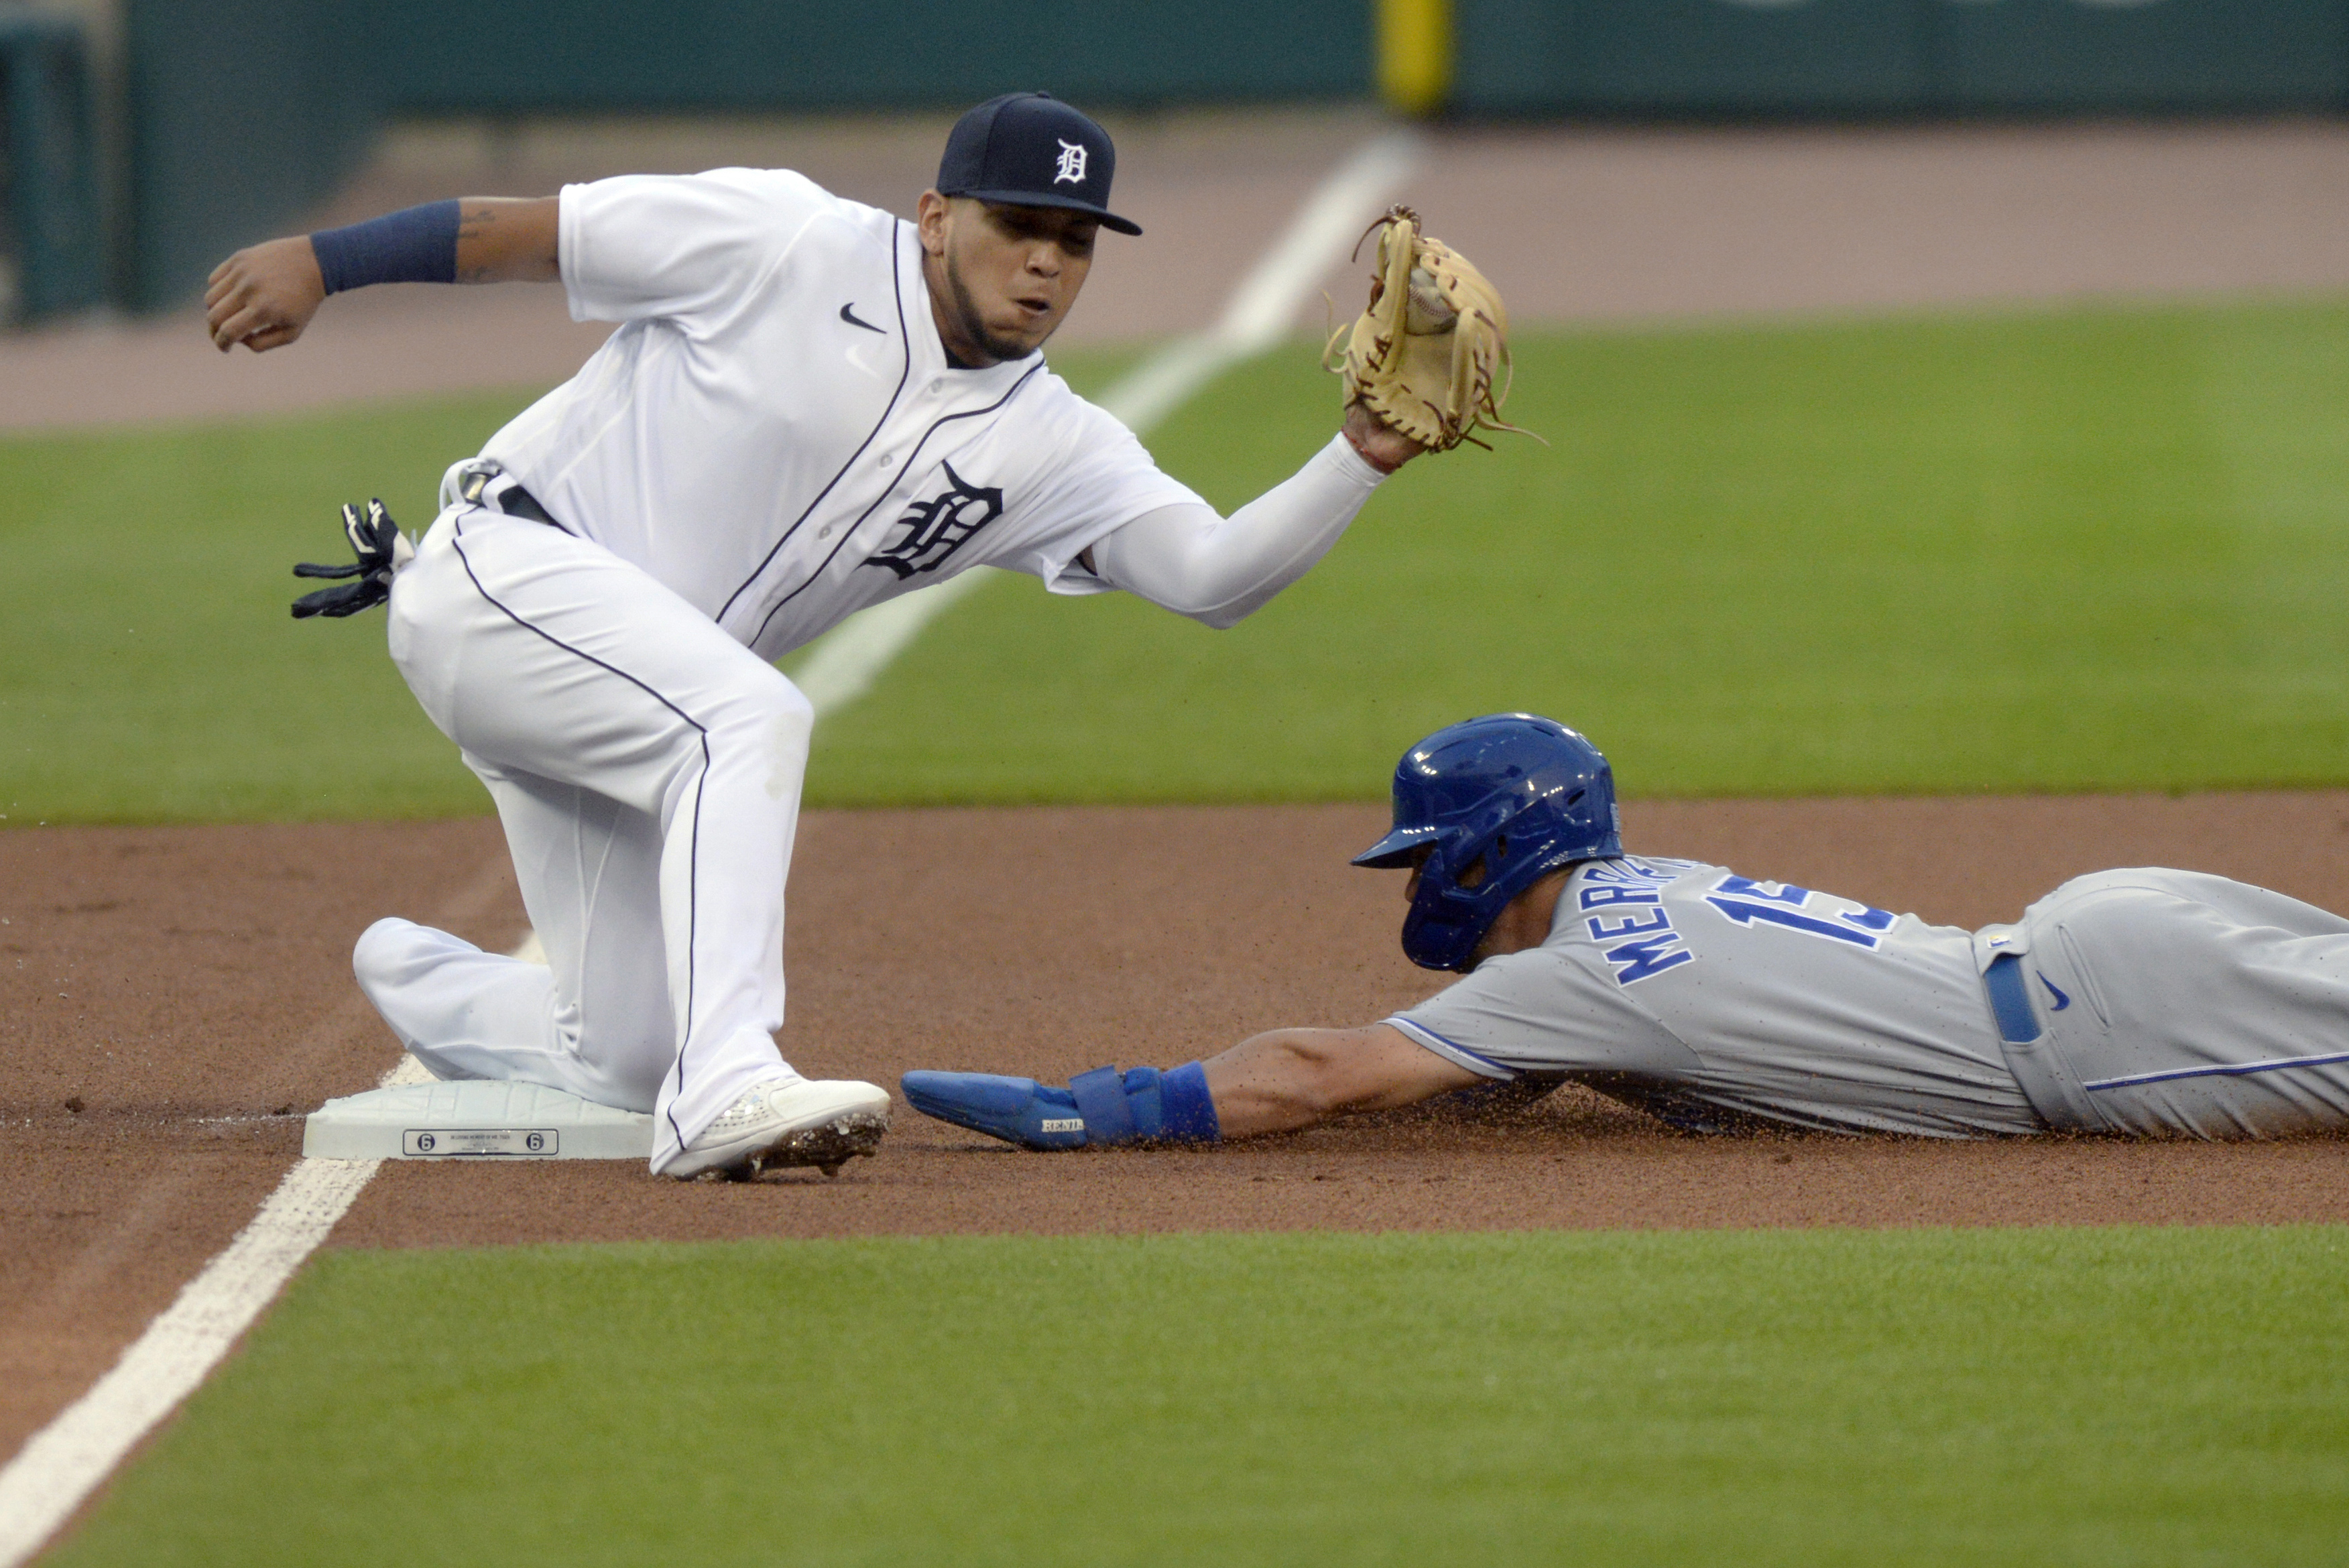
[1343,402,1427,474]
[204,236,325,353]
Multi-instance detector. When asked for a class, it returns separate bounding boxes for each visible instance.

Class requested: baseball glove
[291,499,414,618]
[1327,206,1524,452]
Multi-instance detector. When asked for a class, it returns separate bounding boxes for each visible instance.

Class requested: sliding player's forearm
[1202,1024,1482,1136]
[1199,1032,1341,1136]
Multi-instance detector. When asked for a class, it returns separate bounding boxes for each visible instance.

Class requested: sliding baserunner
[206,95,1517,1179]
[906,713,2349,1146]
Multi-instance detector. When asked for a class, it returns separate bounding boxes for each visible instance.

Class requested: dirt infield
[9,796,2349,1451]
[0,820,517,1457]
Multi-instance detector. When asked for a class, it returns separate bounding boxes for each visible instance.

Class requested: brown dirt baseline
[7,796,2349,1452]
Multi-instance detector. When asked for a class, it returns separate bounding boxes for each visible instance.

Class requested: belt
[1983,953,2041,1044]
[456,461,560,528]
[1982,948,2104,1132]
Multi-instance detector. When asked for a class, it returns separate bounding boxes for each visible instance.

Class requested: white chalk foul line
[0,127,1425,1567]
[0,1054,430,1567]
[787,127,1425,722]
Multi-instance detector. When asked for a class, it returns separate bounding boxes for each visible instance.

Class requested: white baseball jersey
[476,167,1203,660]
[1389,856,2044,1138]
[367,162,1382,1169]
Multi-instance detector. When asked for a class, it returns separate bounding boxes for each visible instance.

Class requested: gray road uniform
[1386,856,2349,1140]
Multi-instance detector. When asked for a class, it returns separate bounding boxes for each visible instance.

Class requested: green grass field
[50,1228,2349,1567]
[0,390,538,822]
[810,298,2349,802]
[9,298,2349,821]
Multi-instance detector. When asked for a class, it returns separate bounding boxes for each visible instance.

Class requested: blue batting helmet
[1352,714,1622,971]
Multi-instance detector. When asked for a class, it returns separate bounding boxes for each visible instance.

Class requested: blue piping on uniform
[452,513,714,1156]
[749,357,1044,645]
[1382,1016,1516,1079]
[713,223,914,627]
[2081,1048,2349,1092]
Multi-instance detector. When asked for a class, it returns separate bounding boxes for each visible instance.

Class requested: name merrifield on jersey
[1579,857,1900,987]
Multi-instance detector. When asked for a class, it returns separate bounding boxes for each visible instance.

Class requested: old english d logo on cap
[937,92,1141,235]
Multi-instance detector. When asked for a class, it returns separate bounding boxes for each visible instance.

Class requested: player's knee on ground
[353,916,441,995]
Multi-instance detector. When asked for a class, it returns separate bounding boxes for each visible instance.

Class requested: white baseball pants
[360,503,814,1172]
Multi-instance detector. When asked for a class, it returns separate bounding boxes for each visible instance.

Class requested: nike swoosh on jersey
[839,302,886,334]
[2038,972,2071,1011]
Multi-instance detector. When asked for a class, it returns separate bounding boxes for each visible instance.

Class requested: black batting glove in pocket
[292,499,414,619]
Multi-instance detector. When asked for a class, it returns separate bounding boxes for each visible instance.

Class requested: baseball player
[202,94,1462,1179]
[904,713,2349,1148]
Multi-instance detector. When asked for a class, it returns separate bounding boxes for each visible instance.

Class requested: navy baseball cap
[937,92,1141,236]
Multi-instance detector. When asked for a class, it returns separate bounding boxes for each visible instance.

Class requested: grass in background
[10,302,2349,821]
[0,391,535,821]
[50,1226,2349,1567]
[0,349,1137,823]
[807,298,2349,803]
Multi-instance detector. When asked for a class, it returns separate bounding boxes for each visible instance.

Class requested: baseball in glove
[1327,206,1526,453]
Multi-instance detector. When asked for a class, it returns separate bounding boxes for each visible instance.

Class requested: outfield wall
[115,0,1370,309]
[355,0,1368,113]
[120,0,374,314]
[1455,0,2348,117]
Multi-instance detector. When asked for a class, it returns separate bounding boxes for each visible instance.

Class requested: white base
[303,1079,654,1160]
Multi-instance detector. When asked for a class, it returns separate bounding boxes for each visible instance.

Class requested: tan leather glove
[1329,206,1524,453]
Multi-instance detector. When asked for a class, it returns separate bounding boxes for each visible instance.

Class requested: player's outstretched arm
[1085,412,1425,628]
[1201,1024,1480,1136]
[204,196,559,353]
[901,1023,1478,1150]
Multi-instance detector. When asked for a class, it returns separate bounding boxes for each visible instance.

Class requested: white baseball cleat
[666,1076,892,1181]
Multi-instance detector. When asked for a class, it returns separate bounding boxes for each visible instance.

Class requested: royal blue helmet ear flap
[1353,714,1622,971]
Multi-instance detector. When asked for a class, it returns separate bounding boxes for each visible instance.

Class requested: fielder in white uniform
[206,93,1429,1178]
[904,715,2349,1148]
